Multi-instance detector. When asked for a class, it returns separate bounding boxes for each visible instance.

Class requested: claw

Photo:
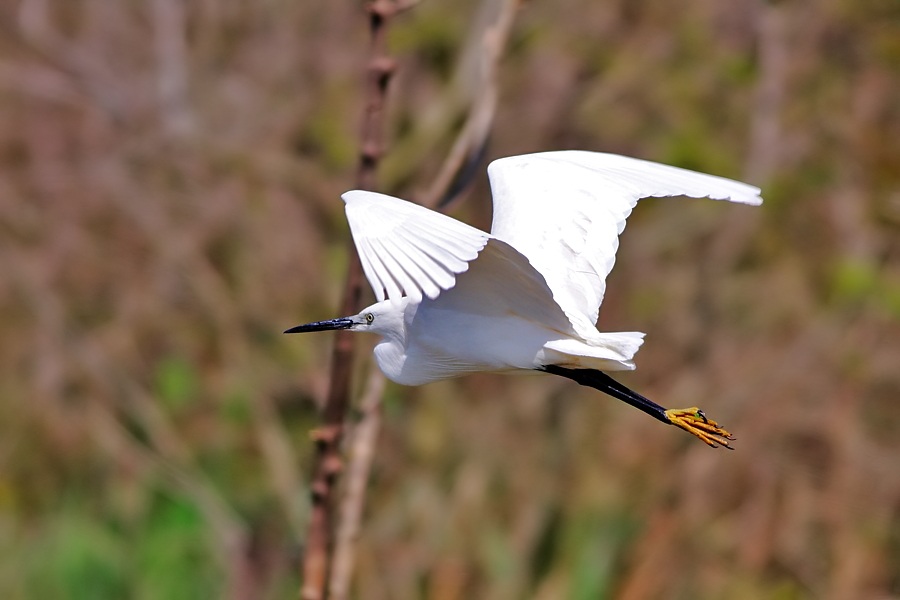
[664,407,735,449]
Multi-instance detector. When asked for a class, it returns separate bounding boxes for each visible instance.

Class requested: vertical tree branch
[420,0,520,210]
[745,0,787,184]
[328,369,387,600]
[300,2,399,599]
[151,0,194,136]
[327,2,520,598]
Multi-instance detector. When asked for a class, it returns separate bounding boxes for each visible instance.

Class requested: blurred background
[1,0,899,598]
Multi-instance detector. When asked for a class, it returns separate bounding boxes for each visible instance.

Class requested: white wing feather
[342,190,490,303]
[487,151,762,337]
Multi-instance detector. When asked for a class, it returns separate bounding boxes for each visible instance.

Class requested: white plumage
[486,152,761,338]
[287,151,761,447]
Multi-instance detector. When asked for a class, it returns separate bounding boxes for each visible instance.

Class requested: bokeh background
[2,0,899,598]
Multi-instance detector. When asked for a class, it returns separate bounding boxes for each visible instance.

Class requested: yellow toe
[664,407,735,449]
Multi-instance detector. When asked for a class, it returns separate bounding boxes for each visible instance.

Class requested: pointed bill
[284,317,355,334]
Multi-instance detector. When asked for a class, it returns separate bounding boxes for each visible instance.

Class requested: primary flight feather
[287,151,762,448]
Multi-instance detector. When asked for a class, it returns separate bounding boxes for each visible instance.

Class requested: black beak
[284,317,355,334]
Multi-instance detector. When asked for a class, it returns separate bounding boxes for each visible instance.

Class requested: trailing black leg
[540,365,735,448]
[541,365,670,423]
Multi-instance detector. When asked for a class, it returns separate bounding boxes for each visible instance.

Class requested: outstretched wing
[342,190,490,303]
[487,151,762,336]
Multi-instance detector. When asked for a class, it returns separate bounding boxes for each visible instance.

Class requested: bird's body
[367,240,643,386]
[287,151,762,448]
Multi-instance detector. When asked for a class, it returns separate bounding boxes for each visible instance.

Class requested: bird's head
[284,299,408,339]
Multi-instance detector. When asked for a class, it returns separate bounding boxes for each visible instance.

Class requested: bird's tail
[542,332,645,371]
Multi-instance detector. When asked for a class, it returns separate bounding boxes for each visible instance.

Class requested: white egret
[287,151,762,448]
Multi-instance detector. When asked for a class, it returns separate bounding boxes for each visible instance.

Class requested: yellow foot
[664,407,735,449]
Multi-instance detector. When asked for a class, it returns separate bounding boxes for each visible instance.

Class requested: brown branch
[420,0,520,210]
[300,2,400,599]
[328,368,387,600]
[745,0,788,185]
[327,1,521,598]
[151,0,195,136]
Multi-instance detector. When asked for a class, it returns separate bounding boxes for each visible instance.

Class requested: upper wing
[487,151,762,336]
[342,190,490,303]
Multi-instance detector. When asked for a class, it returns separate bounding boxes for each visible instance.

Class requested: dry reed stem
[300,2,400,598]
[420,0,520,210]
[328,368,387,600]
[327,1,521,597]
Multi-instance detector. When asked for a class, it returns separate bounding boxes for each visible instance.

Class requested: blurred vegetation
[1,0,899,598]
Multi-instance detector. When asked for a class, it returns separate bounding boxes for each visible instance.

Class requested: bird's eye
[365,313,375,324]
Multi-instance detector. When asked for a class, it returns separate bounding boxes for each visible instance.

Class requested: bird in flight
[286,151,762,448]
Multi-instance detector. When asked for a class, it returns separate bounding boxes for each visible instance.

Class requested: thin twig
[151,0,194,136]
[745,0,788,185]
[328,368,387,600]
[300,2,399,599]
[420,0,520,210]
[327,1,521,597]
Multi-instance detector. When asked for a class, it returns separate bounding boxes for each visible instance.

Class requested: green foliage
[830,258,900,318]
[154,356,199,412]
[132,497,220,600]
[293,87,356,171]
[4,499,222,600]
[565,512,636,600]
[221,389,252,424]
[830,259,880,303]
[392,10,462,80]
[22,513,128,600]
